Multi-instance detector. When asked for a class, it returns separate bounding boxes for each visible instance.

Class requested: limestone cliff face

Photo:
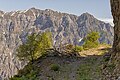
[0,8,114,79]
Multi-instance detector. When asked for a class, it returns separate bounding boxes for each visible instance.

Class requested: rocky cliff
[0,7,114,79]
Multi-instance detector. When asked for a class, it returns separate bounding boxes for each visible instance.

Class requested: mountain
[0,7,113,79]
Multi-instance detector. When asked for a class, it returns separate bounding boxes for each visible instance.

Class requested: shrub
[10,70,38,80]
[50,64,60,71]
[83,40,99,50]
[65,44,74,50]
[64,44,74,53]
[74,46,84,52]
[10,64,39,80]
[83,31,100,49]
[16,31,53,63]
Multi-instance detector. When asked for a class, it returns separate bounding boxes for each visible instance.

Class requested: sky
[0,0,113,25]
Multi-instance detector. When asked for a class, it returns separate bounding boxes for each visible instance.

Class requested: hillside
[0,8,114,79]
[10,44,111,80]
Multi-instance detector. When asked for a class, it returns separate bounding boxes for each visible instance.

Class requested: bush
[16,31,53,62]
[83,31,100,49]
[83,40,99,50]
[65,44,74,50]
[50,64,60,71]
[10,64,39,80]
[74,46,84,52]
[64,44,74,53]
[10,70,38,80]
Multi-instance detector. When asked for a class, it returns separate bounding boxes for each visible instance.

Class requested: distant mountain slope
[0,8,113,79]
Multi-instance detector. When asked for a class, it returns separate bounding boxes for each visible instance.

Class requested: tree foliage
[83,31,100,49]
[74,45,84,52]
[16,31,52,62]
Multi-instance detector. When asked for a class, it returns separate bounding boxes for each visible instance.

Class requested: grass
[10,44,111,80]
[10,63,40,80]
[76,57,101,80]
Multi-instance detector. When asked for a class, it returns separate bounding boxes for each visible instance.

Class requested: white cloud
[98,18,114,26]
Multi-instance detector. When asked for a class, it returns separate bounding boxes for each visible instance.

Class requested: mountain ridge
[0,8,113,26]
[0,8,113,79]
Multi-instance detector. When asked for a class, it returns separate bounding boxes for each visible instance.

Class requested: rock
[117,76,120,80]
[0,8,114,79]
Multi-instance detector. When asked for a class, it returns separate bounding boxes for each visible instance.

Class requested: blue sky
[0,0,112,19]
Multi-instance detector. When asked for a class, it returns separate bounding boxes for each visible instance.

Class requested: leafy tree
[35,31,52,58]
[83,31,100,49]
[16,31,52,63]
[85,31,100,42]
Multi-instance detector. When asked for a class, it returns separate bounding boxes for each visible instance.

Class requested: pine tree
[16,31,52,63]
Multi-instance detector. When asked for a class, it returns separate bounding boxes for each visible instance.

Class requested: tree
[35,31,52,58]
[102,0,120,79]
[83,31,100,49]
[74,45,84,52]
[110,0,120,52]
[16,31,52,63]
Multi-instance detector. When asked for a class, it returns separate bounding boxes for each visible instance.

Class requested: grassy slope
[10,44,111,80]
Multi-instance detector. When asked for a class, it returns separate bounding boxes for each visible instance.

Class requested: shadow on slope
[10,47,111,80]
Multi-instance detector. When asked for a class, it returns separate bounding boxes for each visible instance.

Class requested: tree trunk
[110,0,120,52]
[102,0,120,79]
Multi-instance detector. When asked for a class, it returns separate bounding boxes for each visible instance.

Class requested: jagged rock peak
[0,10,4,16]
[81,12,94,17]
[29,7,37,10]
[78,12,96,21]
[0,8,114,80]
[0,10,4,13]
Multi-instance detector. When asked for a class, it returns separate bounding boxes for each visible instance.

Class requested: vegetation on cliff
[10,31,113,80]
[16,31,52,62]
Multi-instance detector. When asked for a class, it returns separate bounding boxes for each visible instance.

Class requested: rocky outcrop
[0,7,114,79]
